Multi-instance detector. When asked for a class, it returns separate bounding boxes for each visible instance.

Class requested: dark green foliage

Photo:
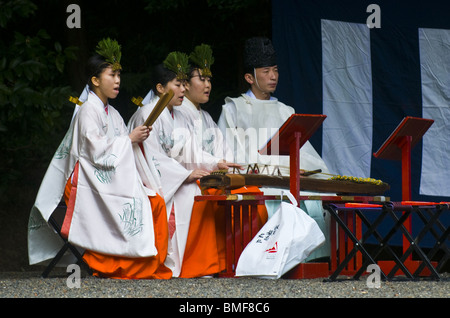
[0,0,78,188]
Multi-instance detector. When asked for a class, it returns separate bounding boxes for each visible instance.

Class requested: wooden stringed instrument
[200,171,390,195]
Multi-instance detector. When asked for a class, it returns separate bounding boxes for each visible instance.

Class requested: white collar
[183,98,202,113]
[88,91,109,109]
[245,89,277,101]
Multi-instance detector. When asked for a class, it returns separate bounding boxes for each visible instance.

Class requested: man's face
[253,65,279,94]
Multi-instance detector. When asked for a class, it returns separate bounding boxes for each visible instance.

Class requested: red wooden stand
[373,116,434,275]
[259,114,327,205]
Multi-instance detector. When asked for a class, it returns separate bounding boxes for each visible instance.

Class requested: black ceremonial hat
[243,36,277,72]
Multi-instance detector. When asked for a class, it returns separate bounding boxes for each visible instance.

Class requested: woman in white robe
[172,45,263,277]
[28,39,171,279]
[177,44,233,162]
[128,53,238,277]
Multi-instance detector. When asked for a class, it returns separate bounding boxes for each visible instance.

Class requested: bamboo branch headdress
[95,38,122,71]
[163,51,190,81]
[189,44,214,77]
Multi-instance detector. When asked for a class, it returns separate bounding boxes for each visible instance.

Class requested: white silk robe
[28,92,161,266]
[178,98,234,162]
[128,96,220,276]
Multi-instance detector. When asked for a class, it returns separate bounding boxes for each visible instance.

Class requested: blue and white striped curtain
[273,0,450,201]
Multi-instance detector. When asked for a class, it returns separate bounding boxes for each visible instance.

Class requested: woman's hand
[129,125,151,143]
[217,160,244,171]
[185,169,210,183]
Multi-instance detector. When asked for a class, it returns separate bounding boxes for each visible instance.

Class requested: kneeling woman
[128,51,243,277]
[28,39,171,279]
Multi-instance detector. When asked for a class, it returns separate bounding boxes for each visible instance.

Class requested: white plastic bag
[235,191,325,279]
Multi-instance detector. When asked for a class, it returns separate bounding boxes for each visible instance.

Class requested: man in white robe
[217,37,330,261]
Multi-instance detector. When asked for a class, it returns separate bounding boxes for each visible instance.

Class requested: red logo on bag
[265,242,278,253]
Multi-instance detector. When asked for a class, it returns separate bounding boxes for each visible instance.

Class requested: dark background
[0,0,272,271]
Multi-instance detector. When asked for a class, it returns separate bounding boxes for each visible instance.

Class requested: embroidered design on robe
[152,155,161,177]
[119,197,144,237]
[93,153,117,184]
[202,133,215,155]
[158,130,174,155]
[28,208,47,232]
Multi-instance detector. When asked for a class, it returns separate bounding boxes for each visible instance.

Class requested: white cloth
[128,96,220,276]
[71,85,90,122]
[28,92,161,265]
[419,27,450,197]
[178,98,234,162]
[322,19,373,178]
[142,89,155,105]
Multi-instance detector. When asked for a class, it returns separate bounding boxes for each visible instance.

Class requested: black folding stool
[351,202,440,280]
[386,202,449,279]
[413,203,450,274]
[41,202,92,278]
[325,202,444,281]
[324,203,389,281]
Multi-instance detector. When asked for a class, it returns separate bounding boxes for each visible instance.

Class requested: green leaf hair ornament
[189,44,214,77]
[95,38,122,71]
[163,51,190,81]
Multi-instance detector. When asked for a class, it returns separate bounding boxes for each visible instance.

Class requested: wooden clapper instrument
[143,89,174,127]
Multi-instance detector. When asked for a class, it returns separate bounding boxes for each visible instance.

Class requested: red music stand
[373,116,434,201]
[373,116,434,271]
[259,114,327,205]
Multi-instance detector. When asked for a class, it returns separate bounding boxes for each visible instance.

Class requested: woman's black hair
[85,54,111,90]
[151,63,177,94]
[187,65,199,80]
